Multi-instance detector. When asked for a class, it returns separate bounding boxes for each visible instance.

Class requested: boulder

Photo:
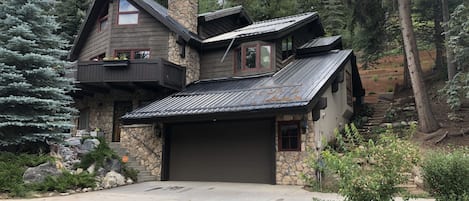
[80,139,100,153]
[64,137,82,146]
[104,158,122,173]
[23,162,62,184]
[87,163,96,174]
[102,171,126,189]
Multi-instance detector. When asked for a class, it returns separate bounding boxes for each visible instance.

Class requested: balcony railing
[66,59,186,90]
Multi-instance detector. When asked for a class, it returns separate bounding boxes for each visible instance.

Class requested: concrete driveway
[11,181,434,201]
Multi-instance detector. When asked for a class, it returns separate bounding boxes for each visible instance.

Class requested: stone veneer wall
[120,124,163,178]
[276,113,316,185]
[168,33,200,84]
[167,0,200,84]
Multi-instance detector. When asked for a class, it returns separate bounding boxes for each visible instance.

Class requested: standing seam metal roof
[122,50,353,120]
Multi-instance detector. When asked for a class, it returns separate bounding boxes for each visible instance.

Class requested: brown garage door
[166,119,275,184]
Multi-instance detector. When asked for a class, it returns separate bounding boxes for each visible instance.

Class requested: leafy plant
[77,137,118,170]
[438,72,469,120]
[320,124,420,201]
[32,171,96,193]
[422,147,469,201]
[122,166,139,182]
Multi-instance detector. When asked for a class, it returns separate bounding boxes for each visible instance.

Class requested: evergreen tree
[199,0,221,13]
[54,0,90,45]
[0,0,76,146]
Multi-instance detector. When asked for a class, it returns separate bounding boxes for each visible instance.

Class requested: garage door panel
[167,119,274,184]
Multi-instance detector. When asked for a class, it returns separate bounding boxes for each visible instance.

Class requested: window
[98,3,109,32]
[235,42,273,72]
[281,36,293,60]
[90,53,106,61]
[78,108,90,130]
[118,0,139,25]
[115,49,150,60]
[278,121,300,151]
[346,71,353,106]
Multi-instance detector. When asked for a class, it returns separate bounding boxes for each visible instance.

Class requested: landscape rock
[64,137,81,146]
[102,171,126,189]
[104,158,122,172]
[80,138,100,153]
[23,162,62,184]
[87,163,96,174]
[403,106,416,111]
[96,167,107,177]
[126,178,133,184]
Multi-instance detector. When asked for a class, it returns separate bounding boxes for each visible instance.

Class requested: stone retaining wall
[120,124,163,178]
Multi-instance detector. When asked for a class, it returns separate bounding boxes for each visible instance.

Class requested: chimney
[167,0,200,84]
[168,0,198,33]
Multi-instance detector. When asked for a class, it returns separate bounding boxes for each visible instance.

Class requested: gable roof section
[69,0,201,61]
[297,35,343,57]
[198,5,252,24]
[122,49,354,121]
[201,12,323,47]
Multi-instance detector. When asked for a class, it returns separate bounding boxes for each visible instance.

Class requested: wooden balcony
[66,59,186,92]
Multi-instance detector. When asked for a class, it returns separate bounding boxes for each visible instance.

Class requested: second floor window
[118,0,139,25]
[281,36,293,60]
[115,49,150,60]
[235,42,273,72]
[98,3,109,32]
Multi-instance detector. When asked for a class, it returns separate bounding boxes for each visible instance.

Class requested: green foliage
[438,72,469,120]
[0,152,52,197]
[320,124,420,201]
[350,103,374,129]
[422,147,469,201]
[122,166,139,182]
[0,0,76,146]
[77,138,118,169]
[54,0,90,44]
[199,0,221,13]
[32,171,96,193]
[447,3,469,71]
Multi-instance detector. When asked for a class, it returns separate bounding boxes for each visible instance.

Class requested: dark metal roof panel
[122,50,352,120]
[297,36,343,56]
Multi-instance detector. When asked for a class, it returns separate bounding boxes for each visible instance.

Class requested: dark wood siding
[78,2,112,61]
[200,49,234,79]
[110,1,169,59]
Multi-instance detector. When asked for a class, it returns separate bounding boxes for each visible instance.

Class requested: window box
[103,59,129,68]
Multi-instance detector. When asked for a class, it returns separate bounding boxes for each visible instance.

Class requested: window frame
[114,49,150,60]
[234,42,274,73]
[281,35,294,60]
[97,3,109,32]
[117,0,139,25]
[278,121,301,152]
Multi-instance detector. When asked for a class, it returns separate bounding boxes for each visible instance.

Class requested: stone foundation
[120,124,163,178]
[275,113,316,185]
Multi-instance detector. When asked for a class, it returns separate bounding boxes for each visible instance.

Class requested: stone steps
[108,142,158,183]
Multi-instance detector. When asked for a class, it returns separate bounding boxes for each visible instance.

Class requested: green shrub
[422,148,469,201]
[32,171,96,193]
[320,124,420,201]
[122,166,139,182]
[77,138,118,169]
[0,152,52,197]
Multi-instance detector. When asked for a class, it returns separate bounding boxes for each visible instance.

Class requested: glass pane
[119,13,138,25]
[260,45,271,68]
[287,37,293,50]
[100,18,108,30]
[236,50,241,70]
[119,0,138,12]
[116,51,130,60]
[245,47,257,69]
[134,50,150,59]
[282,39,287,51]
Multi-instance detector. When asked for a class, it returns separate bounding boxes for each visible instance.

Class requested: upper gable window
[234,42,273,72]
[118,0,139,25]
[281,36,293,60]
[98,3,109,32]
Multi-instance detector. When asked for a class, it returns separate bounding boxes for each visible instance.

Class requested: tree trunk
[433,0,444,72]
[403,45,411,89]
[398,0,440,133]
[442,0,457,80]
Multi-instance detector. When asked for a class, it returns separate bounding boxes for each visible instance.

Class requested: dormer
[198,6,253,39]
[199,12,325,80]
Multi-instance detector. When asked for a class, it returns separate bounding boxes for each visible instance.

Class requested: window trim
[97,3,109,32]
[234,42,274,73]
[117,0,139,25]
[281,35,294,60]
[278,121,301,152]
[114,49,151,60]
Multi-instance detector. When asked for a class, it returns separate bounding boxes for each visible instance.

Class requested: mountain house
[67,0,365,185]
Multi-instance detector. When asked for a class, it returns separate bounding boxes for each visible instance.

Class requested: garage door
[166,119,274,184]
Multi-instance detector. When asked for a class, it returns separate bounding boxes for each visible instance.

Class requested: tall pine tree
[0,0,76,146]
